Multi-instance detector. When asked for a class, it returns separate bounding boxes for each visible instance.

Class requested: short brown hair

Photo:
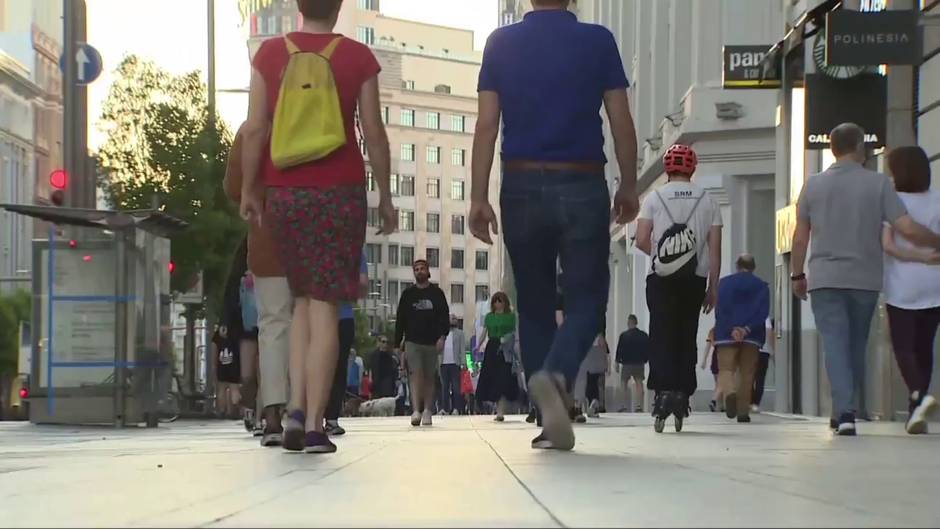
[887,146,931,193]
[297,0,342,21]
[829,123,865,157]
[490,291,513,313]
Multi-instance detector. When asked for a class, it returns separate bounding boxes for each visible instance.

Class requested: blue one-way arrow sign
[59,43,103,86]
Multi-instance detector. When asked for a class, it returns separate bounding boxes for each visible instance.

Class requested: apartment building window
[502,12,515,26]
[426,145,441,164]
[365,243,382,264]
[426,112,440,129]
[388,280,400,304]
[282,16,293,33]
[401,143,415,161]
[366,171,376,191]
[476,285,490,302]
[356,26,375,45]
[475,250,489,271]
[452,148,466,167]
[399,210,415,232]
[451,180,465,201]
[451,115,466,132]
[451,214,465,235]
[451,249,464,269]
[427,213,440,233]
[367,207,381,228]
[427,178,440,199]
[402,79,416,90]
[388,244,400,266]
[451,283,464,304]
[400,175,415,196]
[426,247,440,268]
[382,106,390,124]
[390,174,400,195]
[401,246,415,266]
[357,0,378,10]
[434,84,452,94]
[400,108,415,127]
[359,138,367,156]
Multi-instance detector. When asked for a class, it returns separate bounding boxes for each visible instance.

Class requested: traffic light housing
[50,169,69,206]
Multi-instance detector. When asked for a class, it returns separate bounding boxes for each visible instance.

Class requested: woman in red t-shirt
[239,0,396,454]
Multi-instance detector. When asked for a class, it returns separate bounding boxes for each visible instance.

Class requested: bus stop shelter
[0,204,186,427]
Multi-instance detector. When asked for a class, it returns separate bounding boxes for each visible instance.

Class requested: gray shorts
[405,342,439,376]
[621,364,645,383]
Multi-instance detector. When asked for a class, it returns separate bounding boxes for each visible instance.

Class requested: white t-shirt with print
[638,181,723,278]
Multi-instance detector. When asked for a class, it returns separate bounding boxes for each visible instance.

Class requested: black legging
[326,318,356,421]
[752,353,770,406]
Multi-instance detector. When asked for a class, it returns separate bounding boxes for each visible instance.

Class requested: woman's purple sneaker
[304,431,337,454]
[282,410,305,452]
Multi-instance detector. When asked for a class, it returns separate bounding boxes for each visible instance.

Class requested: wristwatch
[790,273,806,281]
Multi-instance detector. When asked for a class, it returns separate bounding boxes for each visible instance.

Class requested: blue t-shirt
[478,9,629,163]
[340,252,369,320]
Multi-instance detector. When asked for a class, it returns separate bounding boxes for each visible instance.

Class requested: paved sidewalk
[1,413,938,527]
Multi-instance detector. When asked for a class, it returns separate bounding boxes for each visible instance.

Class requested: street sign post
[59,43,102,86]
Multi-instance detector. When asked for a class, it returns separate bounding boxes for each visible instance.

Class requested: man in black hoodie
[395,259,450,427]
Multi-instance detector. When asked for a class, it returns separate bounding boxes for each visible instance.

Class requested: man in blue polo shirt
[469,0,639,451]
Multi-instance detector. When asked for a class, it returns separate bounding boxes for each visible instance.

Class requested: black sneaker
[525,409,537,424]
[829,418,839,431]
[737,415,751,423]
[708,400,717,412]
[304,431,337,454]
[324,420,346,437]
[531,433,555,450]
[837,412,856,436]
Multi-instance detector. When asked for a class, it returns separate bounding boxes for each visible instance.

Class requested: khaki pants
[255,277,292,409]
[717,343,760,417]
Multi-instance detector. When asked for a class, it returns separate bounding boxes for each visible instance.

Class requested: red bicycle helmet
[663,144,698,176]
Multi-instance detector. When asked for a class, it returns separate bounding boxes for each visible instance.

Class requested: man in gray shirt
[791,123,940,436]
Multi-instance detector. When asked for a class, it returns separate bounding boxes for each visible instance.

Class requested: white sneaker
[421,408,433,426]
[908,394,936,435]
[410,411,421,427]
[750,404,760,414]
[451,409,459,416]
[587,400,600,419]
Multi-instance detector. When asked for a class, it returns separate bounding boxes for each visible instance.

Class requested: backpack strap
[284,36,301,55]
[320,36,344,60]
[654,190,677,224]
[683,191,707,225]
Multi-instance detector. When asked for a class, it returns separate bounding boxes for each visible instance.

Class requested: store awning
[758,0,843,80]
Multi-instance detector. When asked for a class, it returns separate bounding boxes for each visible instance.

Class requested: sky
[85,0,498,149]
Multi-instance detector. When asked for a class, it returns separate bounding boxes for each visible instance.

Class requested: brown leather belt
[504,160,605,173]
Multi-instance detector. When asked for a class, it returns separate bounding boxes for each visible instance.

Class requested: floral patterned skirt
[264,185,366,302]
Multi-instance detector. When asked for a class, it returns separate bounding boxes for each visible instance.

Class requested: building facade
[580,0,784,410]
[241,0,504,339]
[0,0,63,293]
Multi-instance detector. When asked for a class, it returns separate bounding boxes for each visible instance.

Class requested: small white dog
[358,397,397,417]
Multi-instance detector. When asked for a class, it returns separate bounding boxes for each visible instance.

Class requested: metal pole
[207,0,217,132]
[63,0,77,207]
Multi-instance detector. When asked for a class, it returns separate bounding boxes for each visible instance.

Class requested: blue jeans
[810,288,879,419]
[500,170,610,390]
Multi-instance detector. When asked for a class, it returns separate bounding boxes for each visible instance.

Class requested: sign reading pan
[804,73,886,150]
[722,45,781,89]
[826,9,921,66]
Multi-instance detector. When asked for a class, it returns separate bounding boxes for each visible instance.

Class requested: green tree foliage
[97,56,244,317]
[0,291,31,376]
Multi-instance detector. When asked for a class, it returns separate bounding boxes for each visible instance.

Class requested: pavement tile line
[467,415,566,529]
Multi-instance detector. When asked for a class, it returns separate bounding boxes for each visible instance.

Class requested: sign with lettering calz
[826,9,921,66]
[805,73,887,150]
[723,45,781,89]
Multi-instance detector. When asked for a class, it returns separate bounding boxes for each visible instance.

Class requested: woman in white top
[883,146,940,435]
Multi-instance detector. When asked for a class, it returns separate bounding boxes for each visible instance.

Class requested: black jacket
[394,284,450,347]
[616,328,650,365]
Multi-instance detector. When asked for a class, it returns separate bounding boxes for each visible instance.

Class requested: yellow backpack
[270,36,346,170]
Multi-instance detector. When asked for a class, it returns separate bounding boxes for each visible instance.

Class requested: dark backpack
[652,190,705,278]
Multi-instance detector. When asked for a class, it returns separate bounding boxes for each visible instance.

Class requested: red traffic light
[50,169,69,190]
[19,387,29,399]
[168,261,176,274]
